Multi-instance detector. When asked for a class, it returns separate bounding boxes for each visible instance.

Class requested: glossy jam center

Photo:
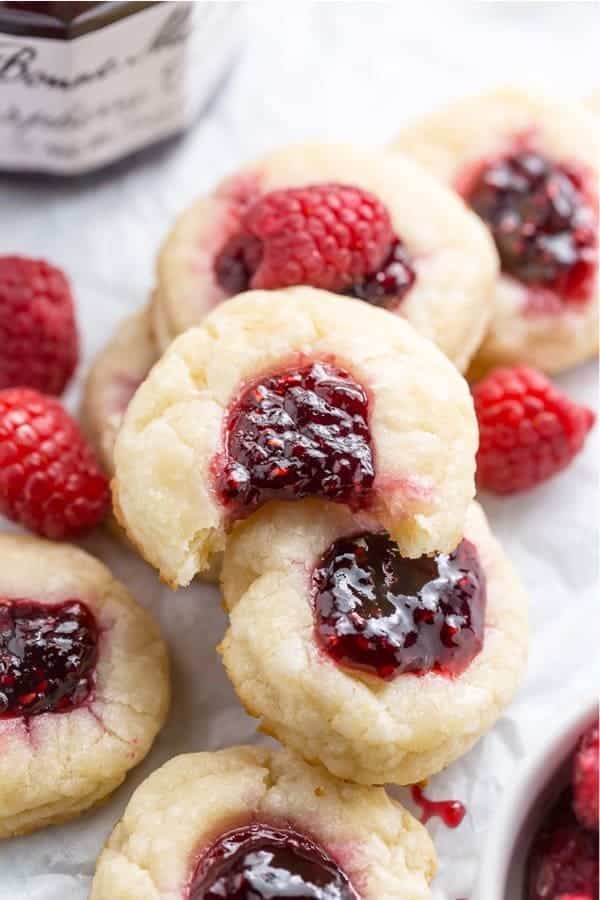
[526,789,599,900]
[346,239,416,309]
[215,361,375,515]
[0,599,97,717]
[312,533,485,679]
[189,823,358,900]
[463,149,597,304]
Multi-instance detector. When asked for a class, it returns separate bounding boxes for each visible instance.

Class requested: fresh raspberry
[0,256,79,395]
[215,184,395,294]
[527,790,598,900]
[0,388,109,539]
[473,366,595,494]
[573,723,599,831]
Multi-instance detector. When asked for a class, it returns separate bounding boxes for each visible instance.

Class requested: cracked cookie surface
[152,142,497,373]
[220,501,528,785]
[394,87,599,376]
[83,306,158,477]
[113,288,477,587]
[0,534,170,838]
[90,745,436,899]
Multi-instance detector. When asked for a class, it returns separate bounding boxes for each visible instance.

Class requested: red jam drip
[463,149,598,305]
[312,533,486,680]
[189,823,358,900]
[346,239,416,309]
[0,599,97,718]
[214,361,375,516]
[526,789,599,900]
[411,785,466,829]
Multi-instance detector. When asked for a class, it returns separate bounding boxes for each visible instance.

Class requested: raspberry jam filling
[189,823,358,900]
[0,599,98,718]
[213,231,263,297]
[462,149,598,305]
[346,239,415,309]
[526,789,599,900]
[214,361,375,516]
[214,183,416,309]
[312,533,485,680]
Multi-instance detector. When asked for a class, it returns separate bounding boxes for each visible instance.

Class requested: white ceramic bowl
[474,695,597,900]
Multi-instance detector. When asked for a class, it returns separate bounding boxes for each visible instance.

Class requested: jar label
[0,2,242,174]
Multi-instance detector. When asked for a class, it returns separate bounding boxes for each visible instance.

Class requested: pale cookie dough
[150,288,174,355]
[83,306,158,476]
[82,310,221,581]
[90,745,436,900]
[219,501,528,785]
[113,288,478,587]
[586,94,600,116]
[0,535,170,838]
[152,142,498,373]
[394,87,600,375]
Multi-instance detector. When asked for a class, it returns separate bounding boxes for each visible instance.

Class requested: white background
[0,2,598,897]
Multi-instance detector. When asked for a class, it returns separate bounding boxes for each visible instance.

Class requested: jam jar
[0,2,243,174]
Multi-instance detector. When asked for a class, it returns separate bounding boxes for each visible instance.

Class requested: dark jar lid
[0,2,157,40]
[0,1,244,175]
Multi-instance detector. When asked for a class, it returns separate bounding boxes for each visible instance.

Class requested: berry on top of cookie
[153,142,497,373]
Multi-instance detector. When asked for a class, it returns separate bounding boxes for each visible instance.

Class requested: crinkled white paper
[0,3,597,898]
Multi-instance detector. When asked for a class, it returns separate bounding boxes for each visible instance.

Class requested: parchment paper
[0,3,597,897]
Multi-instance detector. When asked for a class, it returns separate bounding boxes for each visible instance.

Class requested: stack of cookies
[94,286,528,896]
[84,86,599,498]
[6,86,592,898]
[92,86,588,899]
